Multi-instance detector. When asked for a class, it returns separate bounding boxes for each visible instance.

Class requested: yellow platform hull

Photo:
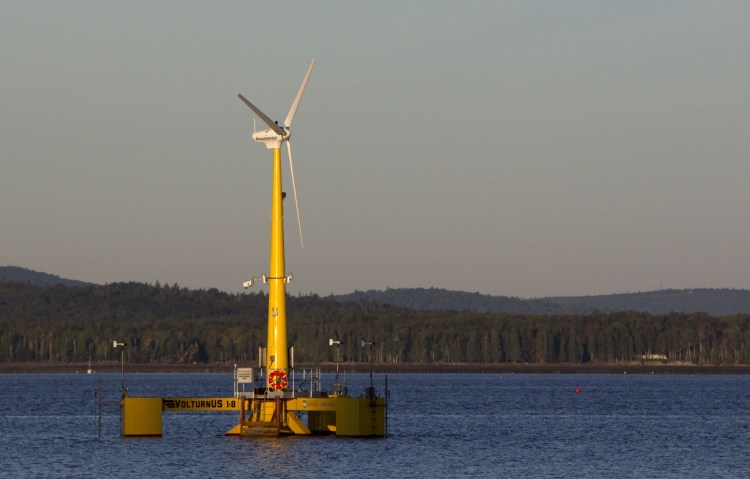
[121,395,386,438]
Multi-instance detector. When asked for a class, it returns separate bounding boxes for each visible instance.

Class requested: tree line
[1,281,750,365]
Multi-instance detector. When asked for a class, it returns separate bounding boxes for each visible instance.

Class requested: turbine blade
[238,93,285,136]
[284,58,316,128]
[286,140,304,249]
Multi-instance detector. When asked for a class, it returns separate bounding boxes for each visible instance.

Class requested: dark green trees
[2,282,750,365]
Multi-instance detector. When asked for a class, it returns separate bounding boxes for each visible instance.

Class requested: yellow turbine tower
[238,58,315,393]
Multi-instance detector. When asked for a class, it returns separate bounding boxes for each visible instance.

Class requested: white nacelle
[251,128,289,149]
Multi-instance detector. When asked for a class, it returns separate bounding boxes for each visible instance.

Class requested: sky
[2,1,749,298]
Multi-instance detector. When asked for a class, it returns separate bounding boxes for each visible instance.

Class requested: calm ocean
[1,372,748,478]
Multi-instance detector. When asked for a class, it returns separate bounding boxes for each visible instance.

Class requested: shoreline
[2,362,750,375]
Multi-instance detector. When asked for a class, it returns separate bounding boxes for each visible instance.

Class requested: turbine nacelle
[251,127,290,149]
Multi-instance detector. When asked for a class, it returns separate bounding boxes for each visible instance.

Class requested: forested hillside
[2,281,750,365]
[0,266,95,287]
[334,287,750,316]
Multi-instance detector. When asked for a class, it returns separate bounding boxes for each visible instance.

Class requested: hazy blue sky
[2,1,749,298]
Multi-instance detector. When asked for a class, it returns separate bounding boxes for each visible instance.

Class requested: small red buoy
[575,388,581,393]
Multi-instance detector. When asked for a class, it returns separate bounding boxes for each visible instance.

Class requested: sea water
[0,372,748,478]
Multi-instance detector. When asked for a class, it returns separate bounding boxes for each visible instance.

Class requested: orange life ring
[268,370,288,390]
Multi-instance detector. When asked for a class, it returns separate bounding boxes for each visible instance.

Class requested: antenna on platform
[238,58,315,249]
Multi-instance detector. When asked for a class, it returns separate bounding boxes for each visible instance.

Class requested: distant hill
[4,266,749,316]
[332,287,750,316]
[0,266,96,288]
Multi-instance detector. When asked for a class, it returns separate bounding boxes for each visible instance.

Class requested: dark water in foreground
[0,373,748,478]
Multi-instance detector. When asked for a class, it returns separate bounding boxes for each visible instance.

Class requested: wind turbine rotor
[238,58,314,246]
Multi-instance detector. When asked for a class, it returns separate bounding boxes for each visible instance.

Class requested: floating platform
[121,371,388,438]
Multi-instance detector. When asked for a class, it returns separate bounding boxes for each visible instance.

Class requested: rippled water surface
[1,372,748,478]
